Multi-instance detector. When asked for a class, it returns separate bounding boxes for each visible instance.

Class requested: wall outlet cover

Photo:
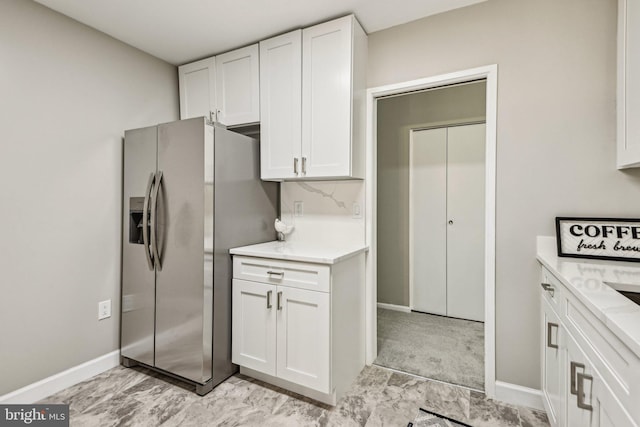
[294,201,304,217]
[98,300,111,320]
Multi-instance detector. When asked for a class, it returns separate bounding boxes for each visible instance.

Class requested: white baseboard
[377,302,411,313]
[0,350,120,404]
[495,380,544,411]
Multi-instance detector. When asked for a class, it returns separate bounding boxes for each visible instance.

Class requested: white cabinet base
[240,366,337,406]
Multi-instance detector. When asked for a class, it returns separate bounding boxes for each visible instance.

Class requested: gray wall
[377,82,486,306]
[0,0,178,395]
[369,0,640,389]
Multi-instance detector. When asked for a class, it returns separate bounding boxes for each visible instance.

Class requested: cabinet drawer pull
[267,270,284,277]
[541,282,555,297]
[266,290,272,309]
[302,157,307,175]
[277,291,282,311]
[294,158,299,175]
[547,322,559,349]
[577,372,594,411]
[570,361,585,395]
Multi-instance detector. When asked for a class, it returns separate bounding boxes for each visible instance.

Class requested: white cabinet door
[566,329,636,427]
[566,330,598,427]
[215,44,260,126]
[260,31,302,180]
[618,0,640,168]
[541,297,565,427]
[446,124,485,322]
[232,279,277,376]
[178,57,216,120]
[410,128,447,315]
[301,16,352,178]
[276,286,330,393]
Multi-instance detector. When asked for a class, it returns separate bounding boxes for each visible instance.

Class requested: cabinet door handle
[277,291,282,311]
[541,282,555,297]
[301,157,307,175]
[577,372,594,411]
[547,322,559,349]
[266,290,272,309]
[294,158,299,175]
[570,361,585,395]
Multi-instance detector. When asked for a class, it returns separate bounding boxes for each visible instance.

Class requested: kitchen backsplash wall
[280,180,365,246]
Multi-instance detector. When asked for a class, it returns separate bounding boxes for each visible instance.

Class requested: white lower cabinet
[232,279,330,392]
[540,266,638,427]
[232,254,365,405]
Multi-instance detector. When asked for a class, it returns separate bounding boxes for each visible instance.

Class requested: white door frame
[365,64,498,397]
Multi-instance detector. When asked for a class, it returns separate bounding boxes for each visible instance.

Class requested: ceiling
[34,0,486,65]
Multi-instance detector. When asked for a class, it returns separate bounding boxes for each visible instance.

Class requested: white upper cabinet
[260,15,367,181]
[215,44,260,126]
[618,0,640,168]
[260,31,302,180]
[178,57,216,121]
[178,44,259,126]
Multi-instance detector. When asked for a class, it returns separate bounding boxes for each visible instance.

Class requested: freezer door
[155,117,213,384]
[121,125,157,366]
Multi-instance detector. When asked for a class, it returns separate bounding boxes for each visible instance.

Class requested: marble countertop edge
[230,241,369,265]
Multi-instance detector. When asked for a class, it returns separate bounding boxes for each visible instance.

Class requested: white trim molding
[365,64,498,397]
[495,380,544,411]
[0,351,120,404]
[376,302,411,313]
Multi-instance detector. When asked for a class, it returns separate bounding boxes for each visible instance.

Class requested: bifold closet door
[410,124,485,322]
[411,128,447,315]
[446,124,485,322]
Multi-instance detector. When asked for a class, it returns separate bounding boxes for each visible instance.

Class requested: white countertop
[229,241,368,265]
[536,236,640,358]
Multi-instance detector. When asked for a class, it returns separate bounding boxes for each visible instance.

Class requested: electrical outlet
[294,201,304,217]
[98,299,111,320]
[352,202,362,219]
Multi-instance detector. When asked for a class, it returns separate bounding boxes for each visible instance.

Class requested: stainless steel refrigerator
[120,117,278,394]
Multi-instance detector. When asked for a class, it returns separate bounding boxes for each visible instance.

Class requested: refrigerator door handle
[151,170,164,271]
[142,172,155,270]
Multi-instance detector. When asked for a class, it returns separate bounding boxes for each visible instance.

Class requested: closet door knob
[448,220,454,225]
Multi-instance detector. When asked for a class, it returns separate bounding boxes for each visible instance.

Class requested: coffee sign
[556,217,640,262]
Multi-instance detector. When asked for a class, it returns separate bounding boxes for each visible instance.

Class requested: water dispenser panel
[129,197,146,245]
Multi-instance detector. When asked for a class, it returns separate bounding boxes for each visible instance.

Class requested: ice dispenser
[129,197,147,244]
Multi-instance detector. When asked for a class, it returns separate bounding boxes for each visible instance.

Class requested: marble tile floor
[376,308,484,390]
[39,364,548,427]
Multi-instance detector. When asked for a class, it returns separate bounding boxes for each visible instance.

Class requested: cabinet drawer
[541,267,564,315]
[233,256,330,292]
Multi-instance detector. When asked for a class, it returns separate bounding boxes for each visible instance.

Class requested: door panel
[410,128,447,315]
[121,126,157,366]
[301,16,352,177]
[154,117,211,383]
[542,298,565,427]
[216,45,260,126]
[277,287,330,393]
[446,124,485,322]
[260,30,302,180]
[179,57,216,120]
[232,280,277,376]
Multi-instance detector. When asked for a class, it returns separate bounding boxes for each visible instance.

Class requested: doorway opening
[364,65,497,396]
